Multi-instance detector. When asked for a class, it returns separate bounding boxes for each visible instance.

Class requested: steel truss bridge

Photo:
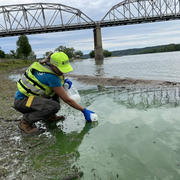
[0,0,180,37]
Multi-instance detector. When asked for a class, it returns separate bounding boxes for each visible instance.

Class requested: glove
[64,78,72,89]
[82,108,95,122]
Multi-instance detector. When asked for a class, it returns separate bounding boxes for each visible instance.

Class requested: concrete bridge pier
[93,26,104,61]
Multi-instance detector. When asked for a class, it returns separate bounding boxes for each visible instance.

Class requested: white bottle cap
[90,113,98,122]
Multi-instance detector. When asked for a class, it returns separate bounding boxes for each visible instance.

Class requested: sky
[1,0,180,58]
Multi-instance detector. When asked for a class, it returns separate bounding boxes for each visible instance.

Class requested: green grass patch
[0,59,37,73]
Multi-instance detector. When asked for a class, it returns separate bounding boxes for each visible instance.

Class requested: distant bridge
[0,0,180,60]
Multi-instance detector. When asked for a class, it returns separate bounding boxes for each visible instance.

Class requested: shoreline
[66,74,180,88]
[10,65,180,88]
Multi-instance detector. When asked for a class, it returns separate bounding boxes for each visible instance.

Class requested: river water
[10,52,180,179]
[70,51,180,82]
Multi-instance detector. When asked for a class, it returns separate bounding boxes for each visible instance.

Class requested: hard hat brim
[57,64,73,73]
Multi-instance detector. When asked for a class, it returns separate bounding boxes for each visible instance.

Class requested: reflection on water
[113,87,180,110]
[74,86,180,179]
[95,59,104,65]
[19,86,180,179]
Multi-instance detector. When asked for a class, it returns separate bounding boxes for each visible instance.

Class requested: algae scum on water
[1,82,180,179]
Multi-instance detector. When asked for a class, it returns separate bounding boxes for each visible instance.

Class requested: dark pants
[14,95,60,124]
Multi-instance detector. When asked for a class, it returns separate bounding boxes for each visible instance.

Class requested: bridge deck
[0,1,180,37]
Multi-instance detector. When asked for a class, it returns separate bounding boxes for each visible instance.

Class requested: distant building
[76,55,81,58]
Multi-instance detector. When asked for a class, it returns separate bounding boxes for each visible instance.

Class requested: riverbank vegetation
[89,49,112,58]
[0,59,36,74]
[111,43,180,56]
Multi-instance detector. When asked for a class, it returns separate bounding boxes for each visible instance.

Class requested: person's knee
[54,103,60,113]
[50,101,60,114]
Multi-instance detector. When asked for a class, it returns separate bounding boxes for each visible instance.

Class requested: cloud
[1,1,180,57]
[0,0,118,21]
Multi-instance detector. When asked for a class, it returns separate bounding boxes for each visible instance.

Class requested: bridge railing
[100,14,179,27]
[0,3,96,34]
[101,0,180,23]
[1,1,180,36]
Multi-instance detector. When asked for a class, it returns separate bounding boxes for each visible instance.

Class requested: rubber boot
[18,119,40,134]
[45,115,65,122]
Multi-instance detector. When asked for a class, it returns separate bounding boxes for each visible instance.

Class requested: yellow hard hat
[50,52,73,73]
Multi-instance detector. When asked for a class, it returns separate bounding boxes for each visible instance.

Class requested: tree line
[111,43,180,56]
[133,44,180,55]
[0,35,84,60]
[1,35,180,59]
[0,35,35,59]
[44,46,83,59]
[0,34,112,59]
[89,50,112,58]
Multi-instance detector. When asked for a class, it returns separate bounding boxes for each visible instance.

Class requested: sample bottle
[90,113,98,122]
[64,84,81,103]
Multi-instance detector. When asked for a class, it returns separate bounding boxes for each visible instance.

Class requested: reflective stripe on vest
[17,62,64,98]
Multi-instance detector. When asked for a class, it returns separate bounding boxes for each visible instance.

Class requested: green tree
[55,45,75,58]
[75,50,83,57]
[16,35,32,58]
[103,50,112,57]
[10,50,16,59]
[89,50,95,58]
[55,45,66,52]
[0,49,5,58]
[28,51,36,60]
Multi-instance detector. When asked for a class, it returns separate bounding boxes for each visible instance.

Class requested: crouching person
[14,52,95,134]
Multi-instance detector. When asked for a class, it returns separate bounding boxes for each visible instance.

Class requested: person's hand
[64,78,72,89]
[82,108,95,122]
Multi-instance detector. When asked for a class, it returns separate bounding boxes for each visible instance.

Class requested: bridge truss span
[0,3,96,37]
[101,0,180,26]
